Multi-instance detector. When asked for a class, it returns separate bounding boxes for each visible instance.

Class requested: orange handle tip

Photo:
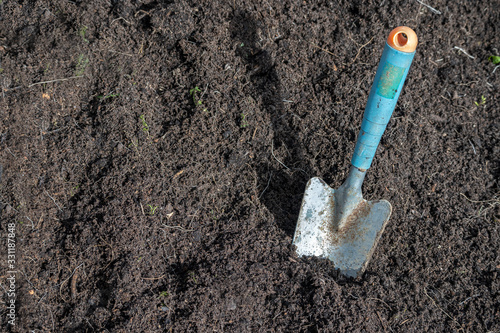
[387,26,418,53]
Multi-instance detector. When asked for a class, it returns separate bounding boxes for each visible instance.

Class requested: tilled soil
[0,0,499,332]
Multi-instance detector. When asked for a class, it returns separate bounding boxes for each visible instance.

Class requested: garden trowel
[293,27,418,278]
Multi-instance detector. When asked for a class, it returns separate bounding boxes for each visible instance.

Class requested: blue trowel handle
[351,27,418,170]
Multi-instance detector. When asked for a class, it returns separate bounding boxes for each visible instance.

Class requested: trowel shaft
[351,29,417,170]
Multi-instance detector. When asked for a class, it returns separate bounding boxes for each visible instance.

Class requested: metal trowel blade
[292,177,392,278]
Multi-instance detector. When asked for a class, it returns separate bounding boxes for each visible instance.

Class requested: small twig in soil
[48,303,55,331]
[348,293,359,299]
[6,146,16,157]
[19,269,37,292]
[36,292,48,306]
[173,169,184,180]
[188,208,200,227]
[308,41,336,57]
[25,216,35,230]
[400,319,412,326]
[161,224,194,232]
[1,78,7,99]
[350,36,374,65]
[5,76,84,92]
[107,49,134,57]
[307,41,338,70]
[141,275,166,281]
[201,83,209,99]
[423,287,462,329]
[416,0,442,14]
[44,189,63,212]
[59,263,84,287]
[376,311,388,333]
[367,297,393,311]
[453,46,475,59]
[458,294,480,306]
[468,139,476,155]
[0,199,19,213]
[272,311,282,321]
[459,193,498,204]
[110,16,131,25]
[259,171,273,199]
[460,192,499,219]
[84,318,95,330]
[271,140,289,170]
[29,76,84,87]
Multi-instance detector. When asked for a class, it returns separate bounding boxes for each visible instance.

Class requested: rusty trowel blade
[292,177,392,278]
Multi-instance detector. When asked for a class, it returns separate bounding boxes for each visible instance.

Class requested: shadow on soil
[230,10,310,236]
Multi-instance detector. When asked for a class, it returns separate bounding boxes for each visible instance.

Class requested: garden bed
[1,0,499,331]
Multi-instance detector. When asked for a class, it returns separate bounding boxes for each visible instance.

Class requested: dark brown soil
[1,0,499,332]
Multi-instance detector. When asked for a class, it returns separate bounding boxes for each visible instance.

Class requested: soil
[1,0,499,332]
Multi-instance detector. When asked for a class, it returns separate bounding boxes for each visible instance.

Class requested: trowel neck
[341,165,367,193]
